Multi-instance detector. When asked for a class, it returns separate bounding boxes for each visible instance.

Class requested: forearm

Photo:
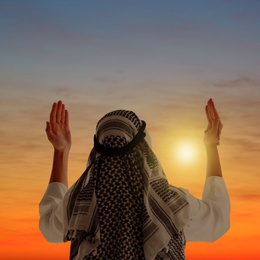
[49,149,69,187]
[205,145,222,178]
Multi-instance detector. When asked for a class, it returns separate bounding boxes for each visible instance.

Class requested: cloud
[223,136,260,153]
[238,194,260,200]
[93,76,119,84]
[231,12,253,22]
[53,87,75,99]
[229,11,260,22]
[7,20,96,47]
[11,217,39,223]
[1,12,113,49]
[212,77,259,88]
[118,21,211,46]
[122,21,199,37]
[0,3,23,10]
[232,212,254,220]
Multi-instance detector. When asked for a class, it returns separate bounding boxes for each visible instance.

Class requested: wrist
[54,148,70,156]
[205,144,218,151]
[50,148,69,187]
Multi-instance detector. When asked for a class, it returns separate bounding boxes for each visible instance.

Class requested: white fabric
[39,176,230,258]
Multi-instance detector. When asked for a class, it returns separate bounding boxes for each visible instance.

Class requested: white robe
[39,176,230,259]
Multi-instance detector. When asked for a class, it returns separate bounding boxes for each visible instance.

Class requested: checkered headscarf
[64,110,189,260]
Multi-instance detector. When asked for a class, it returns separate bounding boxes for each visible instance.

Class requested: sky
[1,0,260,259]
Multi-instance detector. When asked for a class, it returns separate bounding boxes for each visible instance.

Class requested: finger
[65,109,69,127]
[218,120,223,138]
[56,101,62,123]
[205,106,212,128]
[212,119,220,134]
[210,99,222,139]
[208,99,215,120]
[204,106,212,133]
[205,105,211,122]
[46,121,51,132]
[211,100,220,119]
[206,100,213,120]
[61,104,65,124]
[50,102,57,124]
[204,127,210,133]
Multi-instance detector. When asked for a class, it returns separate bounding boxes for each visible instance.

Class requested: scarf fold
[63,110,189,260]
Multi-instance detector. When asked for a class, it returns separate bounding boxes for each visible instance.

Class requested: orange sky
[1,91,260,259]
[1,1,260,259]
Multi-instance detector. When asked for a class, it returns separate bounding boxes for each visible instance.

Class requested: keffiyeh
[64,110,189,260]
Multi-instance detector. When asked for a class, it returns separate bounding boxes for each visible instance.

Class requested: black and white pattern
[64,110,189,260]
[84,136,146,259]
[155,233,186,260]
[96,110,141,130]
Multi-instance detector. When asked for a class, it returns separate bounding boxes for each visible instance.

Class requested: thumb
[45,122,52,133]
[46,122,50,132]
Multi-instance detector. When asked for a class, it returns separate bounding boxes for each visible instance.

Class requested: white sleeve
[39,182,69,243]
[183,176,231,242]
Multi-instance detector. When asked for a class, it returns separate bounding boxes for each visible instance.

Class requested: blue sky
[1,0,260,89]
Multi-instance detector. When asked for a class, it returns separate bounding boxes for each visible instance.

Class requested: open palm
[46,101,71,151]
[204,99,223,146]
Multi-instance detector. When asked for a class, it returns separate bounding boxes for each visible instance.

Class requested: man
[39,99,230,259]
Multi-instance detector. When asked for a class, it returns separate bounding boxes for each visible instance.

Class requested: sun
[176,143,197,163]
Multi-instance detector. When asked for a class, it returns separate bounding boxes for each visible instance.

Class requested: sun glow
[175,142,197,164]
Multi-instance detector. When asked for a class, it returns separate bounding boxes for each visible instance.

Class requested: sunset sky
[1,1,260,259]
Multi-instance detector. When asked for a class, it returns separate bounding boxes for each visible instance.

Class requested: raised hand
[204,99,223,146]
[46,101,71,152]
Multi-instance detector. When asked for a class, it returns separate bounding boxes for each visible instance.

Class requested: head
[95,110,152,152]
